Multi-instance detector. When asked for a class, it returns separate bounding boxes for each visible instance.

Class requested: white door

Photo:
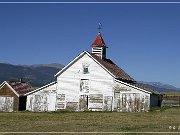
[48,93,56,111]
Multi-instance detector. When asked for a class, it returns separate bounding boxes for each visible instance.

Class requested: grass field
[0,107,180,133]
[163,92,180,96]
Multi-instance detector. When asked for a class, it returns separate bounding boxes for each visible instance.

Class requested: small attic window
[82,63,89,74]
[83,67,89,74]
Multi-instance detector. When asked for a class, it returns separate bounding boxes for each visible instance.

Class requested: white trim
[55,51,86,77]
[114,79,152,94]
[0,81,6,89]
[55,51,116,79]
[85,51,116,78]
[53,51,152,95]
[0,81,20,97]
[25,81,57,96]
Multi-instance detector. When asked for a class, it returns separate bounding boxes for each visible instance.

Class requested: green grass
[0,107,180,132]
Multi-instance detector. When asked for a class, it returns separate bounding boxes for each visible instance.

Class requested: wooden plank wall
[162,95,180,107]
[0,84,19,111]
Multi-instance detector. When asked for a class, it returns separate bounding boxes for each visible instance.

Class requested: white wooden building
[26,32,161,112]
[26,82,57,112]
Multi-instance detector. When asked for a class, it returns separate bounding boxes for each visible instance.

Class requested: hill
[138,81,180,93]
[0,62,179,92]
[0,63,64,87]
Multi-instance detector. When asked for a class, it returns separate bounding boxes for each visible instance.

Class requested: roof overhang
[54,51,116,79]
[114,79,152,94]
[25,81,57,96]
[0,81,20,97]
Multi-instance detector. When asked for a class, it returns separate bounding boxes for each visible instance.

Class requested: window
[80,79,89,93]
[82,63,89,74]
[83,67,89,74]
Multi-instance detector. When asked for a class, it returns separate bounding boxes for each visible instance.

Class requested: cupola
[91,32,108,59]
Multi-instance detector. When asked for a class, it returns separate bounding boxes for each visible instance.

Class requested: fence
[161,95,180,107]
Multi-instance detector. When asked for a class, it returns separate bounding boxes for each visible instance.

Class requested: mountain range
[0,63,64,87]
[0,63,179,92]
[138,81,180,93]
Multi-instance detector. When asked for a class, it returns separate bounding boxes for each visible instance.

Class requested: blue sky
[0,1,180,87]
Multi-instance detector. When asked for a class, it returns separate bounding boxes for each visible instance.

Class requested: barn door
[115,93,141,112]
[116,93,149,112]
[0,96,14,112]
[48,93,56,111]
[120,93,141,112]
[79,95,88,111]
[104,96,113,111]
[34,95,48,112]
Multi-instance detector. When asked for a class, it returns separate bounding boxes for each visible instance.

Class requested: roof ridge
[89,53,134,82]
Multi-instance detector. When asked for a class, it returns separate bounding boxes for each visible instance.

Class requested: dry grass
[163,92,180,96]
[0,107,180,133]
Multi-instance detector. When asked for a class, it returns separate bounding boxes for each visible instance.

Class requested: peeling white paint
[26,53,152,112]
[0,96,13,112]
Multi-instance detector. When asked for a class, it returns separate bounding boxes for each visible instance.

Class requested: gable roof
[55,51,134,82]
[25,81,57,96]
[0,81,33,97]
[91,32,107,48]
[90,53,135,82]
[54,51,160,95]
[114,79,152,94]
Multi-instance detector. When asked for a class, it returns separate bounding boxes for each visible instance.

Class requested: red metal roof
[8,81,33,96]
[91,32,107,47]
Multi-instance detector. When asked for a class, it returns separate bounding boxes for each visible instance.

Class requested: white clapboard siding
[26,51,154,112]
[56,53,152,112]
[113,81,150,112]
[56,53,114,111]
[26,82,57,112]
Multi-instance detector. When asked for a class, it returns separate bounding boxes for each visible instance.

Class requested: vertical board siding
[104,96,113,111]
[114,82,150,112]
[0,96,14,112]
[115,93,150,112]
[27,53,152,112]
[56,54,151,112]
[79,95,88,111]
[26,83,57,112]
[0,84,19,111]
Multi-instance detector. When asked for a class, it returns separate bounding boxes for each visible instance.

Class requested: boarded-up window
[0,96,14,112]
[66,102,78,111]
[56,94,66,109]
[57,94,65,101]
[89,94,103,110]
[80,79,89,93]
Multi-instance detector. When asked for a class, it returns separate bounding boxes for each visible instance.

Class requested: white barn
[26,32,161,112]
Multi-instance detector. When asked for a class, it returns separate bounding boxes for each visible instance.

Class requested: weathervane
[98,23,102,32]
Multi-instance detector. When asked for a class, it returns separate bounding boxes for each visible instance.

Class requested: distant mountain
[0,63,64,87]
[27,63,64,69]
[138,81,180,93]
[1,62,179,92]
